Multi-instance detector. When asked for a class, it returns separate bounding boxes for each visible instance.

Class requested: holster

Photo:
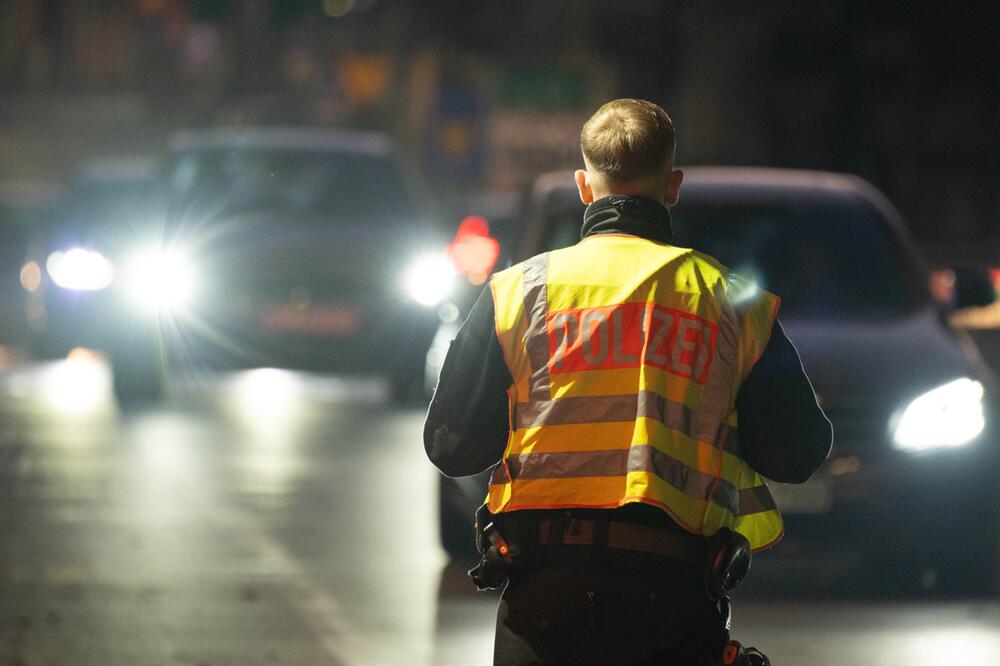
[704,527,752,601]
[468,504,519,590]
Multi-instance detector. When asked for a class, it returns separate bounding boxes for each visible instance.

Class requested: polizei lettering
[547,302,718,384]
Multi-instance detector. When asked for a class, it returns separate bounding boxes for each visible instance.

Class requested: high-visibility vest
[488,233,784,550]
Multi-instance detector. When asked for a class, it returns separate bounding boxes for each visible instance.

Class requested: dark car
[36,129,447,400]
[435,167,1000,596]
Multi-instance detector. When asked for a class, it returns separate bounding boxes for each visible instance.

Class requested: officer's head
[575,98,684,209]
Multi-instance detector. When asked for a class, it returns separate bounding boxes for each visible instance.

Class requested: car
[435,167,1000,596]
[34,129,452,401]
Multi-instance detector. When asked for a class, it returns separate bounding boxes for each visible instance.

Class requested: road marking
[219,511,369,665]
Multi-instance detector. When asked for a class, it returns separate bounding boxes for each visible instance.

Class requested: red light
[990,268,1000,293]
[446,216,500,281]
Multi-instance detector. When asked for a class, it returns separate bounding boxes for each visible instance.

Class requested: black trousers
[492,547,726,665]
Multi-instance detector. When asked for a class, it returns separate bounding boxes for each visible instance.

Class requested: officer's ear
[575,169,595,205]
[664,168,684,207]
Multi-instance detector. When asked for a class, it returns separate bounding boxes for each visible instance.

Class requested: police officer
[425,99,832,665]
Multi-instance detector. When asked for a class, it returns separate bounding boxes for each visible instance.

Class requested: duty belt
[514,515,707,566]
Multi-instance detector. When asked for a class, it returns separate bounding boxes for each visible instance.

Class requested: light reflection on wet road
[0,358,998,665]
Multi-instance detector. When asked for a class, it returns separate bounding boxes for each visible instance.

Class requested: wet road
[1,357,998,665]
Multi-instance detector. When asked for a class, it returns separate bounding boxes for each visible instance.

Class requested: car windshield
[166,148,410,224]
[60,178,151,225]
[538,196,924,321]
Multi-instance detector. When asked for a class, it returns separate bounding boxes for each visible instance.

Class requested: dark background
[1,0,998,250]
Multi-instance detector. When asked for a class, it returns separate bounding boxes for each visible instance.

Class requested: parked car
[35,129,448,400]
[435,167,1000,596]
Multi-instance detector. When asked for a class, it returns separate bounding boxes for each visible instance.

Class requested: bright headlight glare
[122,248,198,314]
[46,248,114,291]
[892,378,985,452]
[403,253,457,307]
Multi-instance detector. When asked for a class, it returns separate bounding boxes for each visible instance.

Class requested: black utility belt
[471,505,752,600]
[527,516,707,565]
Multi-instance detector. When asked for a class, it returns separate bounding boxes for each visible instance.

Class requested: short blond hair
[580,99,675,185]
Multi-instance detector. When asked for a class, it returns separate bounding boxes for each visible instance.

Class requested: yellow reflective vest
[488,233,784,551]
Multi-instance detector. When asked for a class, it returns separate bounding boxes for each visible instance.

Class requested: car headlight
[121,248,199,315]
[402,252,457,307]
[892,378,986,452]
[46,248,115,291]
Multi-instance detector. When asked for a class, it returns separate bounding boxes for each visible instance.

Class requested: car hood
[783,308,987,419]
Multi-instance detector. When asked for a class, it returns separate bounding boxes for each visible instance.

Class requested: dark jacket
[424,195,832,528]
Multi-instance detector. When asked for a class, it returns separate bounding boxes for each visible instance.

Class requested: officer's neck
[581,195,673,245]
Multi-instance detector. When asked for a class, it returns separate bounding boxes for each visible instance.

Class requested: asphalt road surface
[1,356,998,665]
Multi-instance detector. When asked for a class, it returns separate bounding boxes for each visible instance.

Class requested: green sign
[499,67,589,112]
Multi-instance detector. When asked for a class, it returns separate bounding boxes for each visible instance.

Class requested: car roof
[168,126,395,157]
[677,167,885,206]
[0,181,61,207]
[531,166,903,223]
[536,166,875,198]
[72,156,157,185]
[521,166,920,269]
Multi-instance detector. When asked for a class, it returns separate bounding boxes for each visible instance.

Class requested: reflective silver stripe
[508,449,627,480]
[515,390,727,447]
[720,425,740,455]
[492,444,740,516]
[699,298,739,424]
[521,253,552,402]
[738,485,777,515]
[629,445,738,515]
[515,393,638,429]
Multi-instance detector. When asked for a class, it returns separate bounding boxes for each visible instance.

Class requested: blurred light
[122,247,199,315]
[46,248,114,291]
[40,349,111,413]
[439,121,474,157]
[403,252,457,307]
[900,628,1000,663]
[445,216,501,279]
[323,0,355,17]
[138,0,170,15]
[729,268,762,305]
[26,298,46,330]
[930,269,956,303]
[130,414,197,483]
[67,346,102,363]
[20,261,42,293]
[230,368,304,432]
[338,54,391,107]
[893,378,985,451]
[438,302,460,323]
[826,455,861,476]
[0,346,13,371]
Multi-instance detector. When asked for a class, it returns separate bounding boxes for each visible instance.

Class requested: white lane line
[217,510,370,665]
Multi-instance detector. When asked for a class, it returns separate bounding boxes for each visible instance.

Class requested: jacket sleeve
[735,321,833,483]
[423,287,514,477]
